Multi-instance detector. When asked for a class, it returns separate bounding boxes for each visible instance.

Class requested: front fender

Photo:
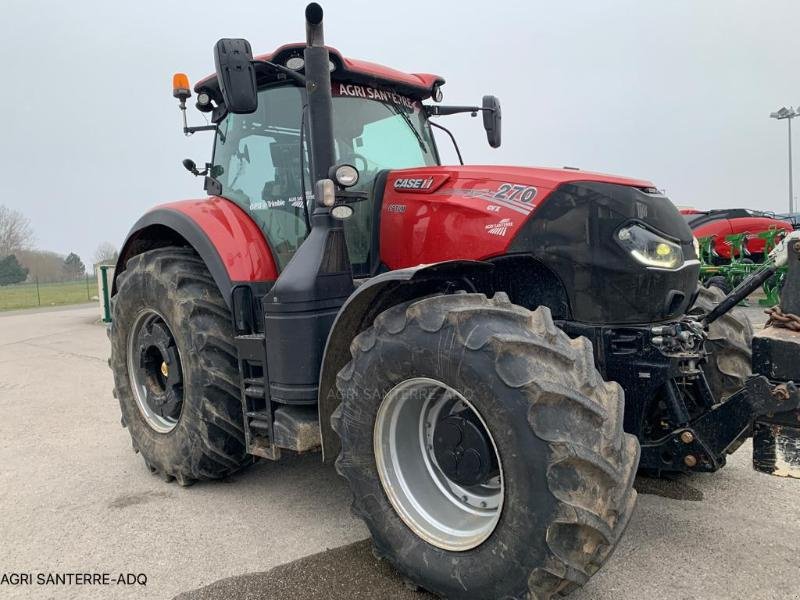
[317,260,494,461]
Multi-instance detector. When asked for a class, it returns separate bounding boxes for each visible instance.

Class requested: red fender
[115,197,277,303]
[160,198,278,280]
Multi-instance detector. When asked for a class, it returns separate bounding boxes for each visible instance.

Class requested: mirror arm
[425,105,495,117]
[184,124,217,135]
[251,59,307,85]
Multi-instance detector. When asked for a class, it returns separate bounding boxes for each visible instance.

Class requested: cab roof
[195,43,444,104]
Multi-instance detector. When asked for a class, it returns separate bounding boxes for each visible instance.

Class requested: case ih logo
[394,177,435,191]
[485,218,513,236]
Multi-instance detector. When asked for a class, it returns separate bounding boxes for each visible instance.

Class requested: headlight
[617,224,683,269]
[315,178,336,207]
[285,56,305,70]
[332,164,359,188]
[692,236,700,259]
[331,204,354,219]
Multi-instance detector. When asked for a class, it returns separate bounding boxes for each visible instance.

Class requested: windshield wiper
[387,104,429,155]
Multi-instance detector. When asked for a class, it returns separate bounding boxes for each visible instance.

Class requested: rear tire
[333,293,639,599]
[110,247,250,484]
[691,285,754,401]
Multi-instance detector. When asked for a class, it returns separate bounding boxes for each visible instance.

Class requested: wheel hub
[433,413,494,486]
[127,310,184,433]
[373,377,504,552]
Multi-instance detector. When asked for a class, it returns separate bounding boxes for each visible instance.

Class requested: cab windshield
[212,84,438,271]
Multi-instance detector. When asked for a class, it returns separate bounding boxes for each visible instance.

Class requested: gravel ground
[0,301,797,600]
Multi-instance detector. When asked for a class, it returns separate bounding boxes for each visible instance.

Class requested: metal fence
[0,276,99,311]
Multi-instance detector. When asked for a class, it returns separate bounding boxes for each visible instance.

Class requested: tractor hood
[380,165,699,324]
[387,164,656,191]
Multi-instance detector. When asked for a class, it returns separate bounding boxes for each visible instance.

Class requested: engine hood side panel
[379,168,557,269]
[378,166,696,324]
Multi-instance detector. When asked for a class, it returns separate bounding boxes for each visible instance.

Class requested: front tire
[110,247,250,485]
[333,293,639,599]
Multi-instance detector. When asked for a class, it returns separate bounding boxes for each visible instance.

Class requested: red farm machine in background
[681,207,793,262]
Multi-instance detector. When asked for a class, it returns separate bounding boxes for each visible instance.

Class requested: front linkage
[682,232,800,477]
[570,232,800,476]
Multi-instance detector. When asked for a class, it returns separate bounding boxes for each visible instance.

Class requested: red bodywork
[186,47,657,279]
[158,166,653,283]
[680,208,793,259]
[380,166,654,269]
[162,198,278,281]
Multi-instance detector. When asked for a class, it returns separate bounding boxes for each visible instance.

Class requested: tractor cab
[188,44,445,276]
[182,43,499,277]
[206,66,439,274]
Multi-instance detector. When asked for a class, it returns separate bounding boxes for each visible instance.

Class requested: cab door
[213,85,311,270]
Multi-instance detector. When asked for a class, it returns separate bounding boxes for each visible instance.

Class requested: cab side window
[213,85,311,269]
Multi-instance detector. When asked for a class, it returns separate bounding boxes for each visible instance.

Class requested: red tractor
[109,5,800,598]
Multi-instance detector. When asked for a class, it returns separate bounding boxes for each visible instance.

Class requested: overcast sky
[2,0,799,265]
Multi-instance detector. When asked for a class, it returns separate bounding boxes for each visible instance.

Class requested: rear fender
[318,260,495,461]
[113,198,278,306]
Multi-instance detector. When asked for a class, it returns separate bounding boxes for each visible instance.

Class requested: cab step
[234,332,321,460]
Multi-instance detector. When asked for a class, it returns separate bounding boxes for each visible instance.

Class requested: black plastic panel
[509,182,699,324]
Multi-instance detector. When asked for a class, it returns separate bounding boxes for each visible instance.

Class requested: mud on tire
[333,292,640,599]
[109,247,250,485]
[691,285,754,401]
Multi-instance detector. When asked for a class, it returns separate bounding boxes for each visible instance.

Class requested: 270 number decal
[493,183,537,203]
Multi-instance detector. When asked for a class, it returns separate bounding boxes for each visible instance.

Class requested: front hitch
[641,232,800,476]
[748,234,800,479]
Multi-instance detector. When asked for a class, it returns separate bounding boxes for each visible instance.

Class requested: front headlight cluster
[617,224,684,269]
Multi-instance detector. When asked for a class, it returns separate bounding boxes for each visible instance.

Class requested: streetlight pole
[770,106,799,214]
[789,116,794,214]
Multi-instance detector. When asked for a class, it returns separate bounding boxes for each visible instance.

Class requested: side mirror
[214,39,258,114]
[482,95,502,148]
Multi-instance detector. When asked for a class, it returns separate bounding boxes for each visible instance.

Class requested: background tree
[63,253,86,279]
[16,250,69,283]
[0,205,35,257]
[93,242,119,266]
[0,254,29,286]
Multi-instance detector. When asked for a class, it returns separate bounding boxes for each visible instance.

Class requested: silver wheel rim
[373,377,504,551]
[127,309,183,434]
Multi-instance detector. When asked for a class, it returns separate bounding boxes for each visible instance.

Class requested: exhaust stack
[303,3,336,187]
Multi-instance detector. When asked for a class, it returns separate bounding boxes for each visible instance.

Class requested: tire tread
[334,293,639,599]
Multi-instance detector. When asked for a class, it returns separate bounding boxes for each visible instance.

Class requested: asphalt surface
[1,303,798,600]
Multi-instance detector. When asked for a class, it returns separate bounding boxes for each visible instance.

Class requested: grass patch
[0,279,99,311]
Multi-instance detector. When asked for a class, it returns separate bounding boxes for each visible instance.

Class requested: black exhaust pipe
[304,3,336,186]
[261,4,354,411]
[305,2,324,46]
